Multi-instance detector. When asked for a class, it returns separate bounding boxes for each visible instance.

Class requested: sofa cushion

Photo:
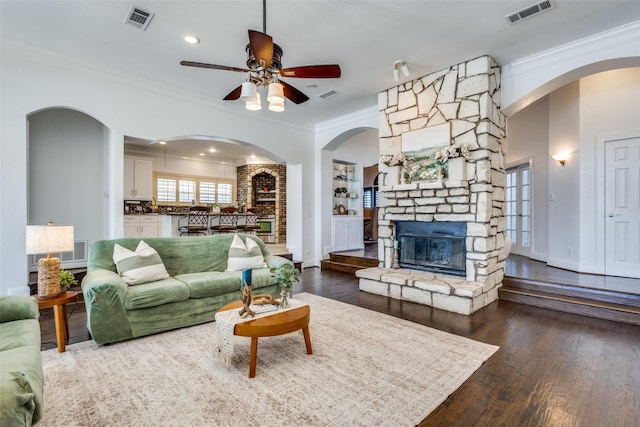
[0,371,37,426]
[123,277,189,310]
[226,234,267,271]
[0,346,43,425]
[174,272,241,299]
[113,240,170,285]
[244,268,276,289]
[0,319,41,352]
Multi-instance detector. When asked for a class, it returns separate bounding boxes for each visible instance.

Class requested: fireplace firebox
[396,221,467,276]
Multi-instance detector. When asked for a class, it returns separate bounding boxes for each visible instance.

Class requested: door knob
[607,213,620,217]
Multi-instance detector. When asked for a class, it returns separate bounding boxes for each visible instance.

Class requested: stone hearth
[357,55,507,315]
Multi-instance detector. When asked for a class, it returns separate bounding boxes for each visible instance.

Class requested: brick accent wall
[236,164,287,243]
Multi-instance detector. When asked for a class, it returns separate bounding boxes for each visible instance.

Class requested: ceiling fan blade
[280,65,341,79]
[248,30,273,68]
[180,61,250,73]
[280,80,309,104]
[223,85,243,101]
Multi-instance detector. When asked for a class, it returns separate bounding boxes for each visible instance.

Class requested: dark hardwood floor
[39,267,640,426]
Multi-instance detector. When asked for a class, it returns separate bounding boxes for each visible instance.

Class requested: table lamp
[25,222,74,299]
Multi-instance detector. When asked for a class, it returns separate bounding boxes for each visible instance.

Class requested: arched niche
[28,106,110,269]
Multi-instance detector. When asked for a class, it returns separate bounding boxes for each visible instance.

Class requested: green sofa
[0,296,43,426]
[82,234,292,345]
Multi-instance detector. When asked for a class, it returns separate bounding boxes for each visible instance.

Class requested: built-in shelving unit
[332,160,361,216]
[331,160,363,251]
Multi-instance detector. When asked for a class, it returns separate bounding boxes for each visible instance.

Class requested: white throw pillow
[226,234,267,271]
[112,240,170,285]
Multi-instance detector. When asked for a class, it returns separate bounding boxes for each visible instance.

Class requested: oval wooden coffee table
[218,300,312,378]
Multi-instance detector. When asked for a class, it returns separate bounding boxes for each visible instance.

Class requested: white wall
[505,97,549,261]
[547,82,581,271]
[0,40,315,295]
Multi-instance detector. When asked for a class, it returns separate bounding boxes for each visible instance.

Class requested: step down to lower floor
[320,260,367,274]
[321,251,379,274]
[500,278,640,325]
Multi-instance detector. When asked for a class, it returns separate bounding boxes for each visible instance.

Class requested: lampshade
[393,68,400,82]
[267,82,284,103]
[268,100,285,112]
[240,81,258,102]
[245,92,262,110]
[26,222,74,299]
[26,223,74,254]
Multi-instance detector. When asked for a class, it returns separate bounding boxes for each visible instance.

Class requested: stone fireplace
[356,56,507,315]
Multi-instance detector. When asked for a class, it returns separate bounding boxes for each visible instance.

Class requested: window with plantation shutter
[154,173,235,205]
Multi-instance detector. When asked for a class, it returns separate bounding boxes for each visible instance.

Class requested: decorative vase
[399,166,406,184]
[279,289,290,309]
[448,157,467,181]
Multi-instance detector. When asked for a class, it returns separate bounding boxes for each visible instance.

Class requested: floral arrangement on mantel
[434,142,470,163]
[380,154,407,167]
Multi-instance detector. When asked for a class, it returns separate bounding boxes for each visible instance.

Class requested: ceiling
[2,1,639,161]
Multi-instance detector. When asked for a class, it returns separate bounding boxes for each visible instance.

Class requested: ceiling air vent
[505,0,555,24]
[124,6,154,31]
[318,90,340,100]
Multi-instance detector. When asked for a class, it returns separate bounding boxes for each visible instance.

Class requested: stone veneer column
[377,56,507,292]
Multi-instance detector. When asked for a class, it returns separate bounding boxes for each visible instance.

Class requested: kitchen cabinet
[124,216,160,238]
[124,157,153,200]
[332,216,363,252]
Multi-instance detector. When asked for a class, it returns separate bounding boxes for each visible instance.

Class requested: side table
[36,291,78,352]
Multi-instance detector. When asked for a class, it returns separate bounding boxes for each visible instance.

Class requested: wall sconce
[26,222,75,299]
[552,152,572,166]
[393,60,411,82]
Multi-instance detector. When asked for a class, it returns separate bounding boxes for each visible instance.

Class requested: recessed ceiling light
[159,141,167,145]
[183,35,200,45]
[208,148,216,153]
[198,153,205,156]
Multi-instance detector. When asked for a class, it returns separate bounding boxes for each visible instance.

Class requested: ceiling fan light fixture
[268,100,285,112]
[240,81,258,102]
[267,82,285,103]
[245,92,262,111]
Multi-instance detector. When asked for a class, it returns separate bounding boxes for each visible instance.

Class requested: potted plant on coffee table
[269,263,300,309]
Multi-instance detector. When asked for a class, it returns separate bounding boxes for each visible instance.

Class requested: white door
[605,138,640,278]
[506,163,532,256]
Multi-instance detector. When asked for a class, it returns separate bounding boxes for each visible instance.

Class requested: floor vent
[318,90,340,100]
[124,6,154,31]
[505,0,555,24]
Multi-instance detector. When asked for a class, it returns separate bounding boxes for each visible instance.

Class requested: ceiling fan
[180,0,341,109]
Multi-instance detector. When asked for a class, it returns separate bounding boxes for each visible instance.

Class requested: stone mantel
[380,179,468,192]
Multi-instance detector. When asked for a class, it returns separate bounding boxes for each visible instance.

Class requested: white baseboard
[7,286,30,296]
[529,251,548,263]
[546,257,580,272]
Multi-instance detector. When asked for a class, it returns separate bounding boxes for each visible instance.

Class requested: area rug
[40,293,498,426]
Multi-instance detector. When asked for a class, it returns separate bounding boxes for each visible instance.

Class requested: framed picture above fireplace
[401,122,451,182]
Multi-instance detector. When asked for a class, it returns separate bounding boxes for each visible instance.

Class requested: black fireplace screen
[396,221,466,276]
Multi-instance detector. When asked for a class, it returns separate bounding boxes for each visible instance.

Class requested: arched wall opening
[320,126,379,258]
[28,106,111,270]
[505,64,640,279]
